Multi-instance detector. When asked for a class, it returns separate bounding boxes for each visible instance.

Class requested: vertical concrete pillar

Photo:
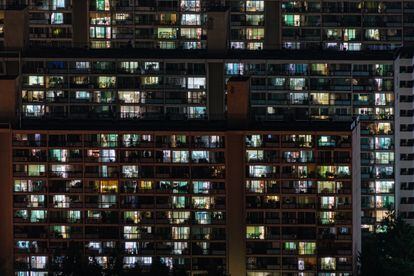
[207,62,225,120]
[0,129,13,275]
[0,77,18,124]
[264,1,281,49]
[351,121,361,275]
[207,8,229,51]
[72,0,89,48]
[226,76,250,126]
[226,131,246,276]
[4,7,28,49]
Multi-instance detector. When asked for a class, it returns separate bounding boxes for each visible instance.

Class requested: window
[187,77,205,89]
[284,14,301,26]
[246,28,264,40]
[119,62,138,73]
[246,226,264,239]
[318,181,336,193]
[375,181,394,193]
[289,78,306,90]
[193,181,210,194]
[158,28,177,39]
[31,256,47,269]
[320,257,336,270]
[30,210,46,223]
[344,29,356,41]
[122,166,138,178]
[181,14,201,25]
[310,93,329,105]
[375,152,394,164]
[28,76,44,86]
[100,180,118,193]
[246,180,265,193]
[365,29,380,40]
[192,151,209,163]
[226,63,244,75]
[90,13,111,25]
[159,13,177,25]
[284,242,297,251]
[188,106,206,119]
[96,0,110,11]
[52,0,66,9]
[172,226,190,239]
[194,211,211,224]
[98,76,116,88]
[90,26,111,39]
[246,1,264,12]
[23,105,44,117]
[181,0,201,12]
[28,165,45,176]
[51,13,64,24]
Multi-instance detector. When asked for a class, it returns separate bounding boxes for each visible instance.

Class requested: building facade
[9,50,394,232]
[0,0,412,275]
[1,0,414,50]
[395,48,414,224]
[2,122,360,276]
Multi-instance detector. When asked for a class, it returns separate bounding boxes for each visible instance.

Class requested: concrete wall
[207,10,229,51]
[4,8,28,49]
[226,131,246,276]
[0,77,18,124]
[264,1,281,49]
[352,121,361,274]
[72,0,89,47]
[208,62,225,120]
[227,77,250,124]
[0,129,13,275]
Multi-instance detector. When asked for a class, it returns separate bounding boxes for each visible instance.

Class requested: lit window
[157,28,177,39]
[284,14,301,26]
[320,257,336,270]
[96,0,110,11]
[172,226,190,239]
[284,241,297,251]
[52,0,66,9]
[51,13,64,24]
[187,77,205,89]
[246,0,264,12]
[193,181,210,194]
[28,76,44,86]
[246,28,264,40]
[246,226,264,239]
[181,14,201,25]
[365,29,380,40]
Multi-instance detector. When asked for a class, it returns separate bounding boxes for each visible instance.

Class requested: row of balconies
[14,167,225,179]
[13,137,224,149]
[282,4,404,14]
[13,154,225,164]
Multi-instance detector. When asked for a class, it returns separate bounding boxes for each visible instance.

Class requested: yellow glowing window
[139,181,153,190]
[246,226,265,239]
[310,93,329,105]
[100,180,118,193]
[299,242,316,255]
[142,76,159,85]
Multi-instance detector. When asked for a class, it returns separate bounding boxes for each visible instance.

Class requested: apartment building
[0,119,360,276]
[1,0,414,50]
[0,0,408,275]
[4,49,391,233]
[395,47,414,224]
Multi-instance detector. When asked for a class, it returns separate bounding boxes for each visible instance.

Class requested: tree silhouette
[148,256,170,276]
[61,242,103,276]
[360,212,414,276]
